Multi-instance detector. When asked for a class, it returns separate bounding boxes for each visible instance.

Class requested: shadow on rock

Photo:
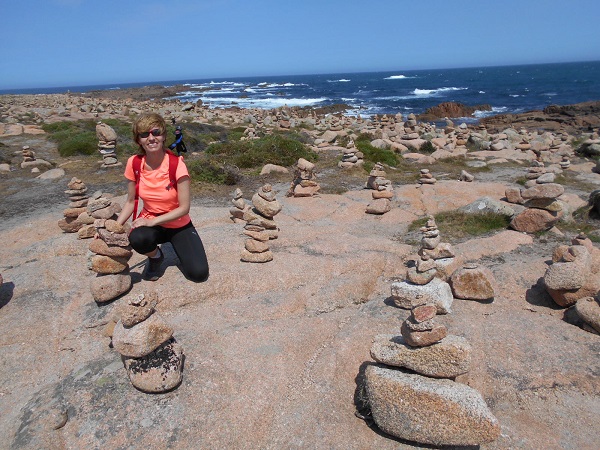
[0,281,15,309]
[525,277,563,310]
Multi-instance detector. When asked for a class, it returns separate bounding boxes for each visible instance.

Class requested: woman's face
[137,127,165,154]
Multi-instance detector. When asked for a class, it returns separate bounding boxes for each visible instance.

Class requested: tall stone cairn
[111,292,184,393]
[391,216,455,314]
[365,162,393,215]
[240,184,282,263]
[286,158,320,197]
[96,121,120,168]
[88,218,133,303]
[230,188,250,223]
[338,139,364,168]
[365,303,500,446]
[58,177,94,236]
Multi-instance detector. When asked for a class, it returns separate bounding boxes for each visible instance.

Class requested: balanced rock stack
[418,168,436,185]
[365,163,393,215]
[20,145,52,170]
[96,121,120,168]
[112,292,184,393]
[338,139,364,168]
[88,219,133,303]
[241,184,282,263]
[230,188,250,222]
[508,182,565,233]
[524,160,555,186]
[366,303,500,446]
[58,177,95,236]
[543,234,600,308]
[560,155,571,169]
[287,158,320,197]
[391,216,455,314]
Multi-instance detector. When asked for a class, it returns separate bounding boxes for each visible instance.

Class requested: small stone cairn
[96,121,120,168]
[543,233,600,308]
[89,219,133,303]
[366,303,500,446]
[559,155,571,170]
[418,168,436,185]
[507,181,565,233]
[230,188,250,222]
[365,163,393,215]
[58,177,95,237]
[338,139,364,168]
[287,158,320,197]
[112,292,184,393]
[240,184,282,263]
[391,216,455,314]
[20,145,52,170]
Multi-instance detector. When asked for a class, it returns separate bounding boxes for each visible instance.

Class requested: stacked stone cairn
[365,162,393,215]
[89,219,133,303]
[559,155,571,169]
[240,184,282,263]
[112,292,184,393]
[338,139,364,168]
[418,168,436,185]
[58,177,96,237]
[507,181,565,233]
[391,216,455,314]
[20,145,52,171]
[230,188,250,223]
[96,121,120,168]
[543,233,600,313]
[366,303,500,446]
[287,158,320,197]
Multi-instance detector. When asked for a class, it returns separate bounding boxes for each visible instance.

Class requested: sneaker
[143,248,164,281]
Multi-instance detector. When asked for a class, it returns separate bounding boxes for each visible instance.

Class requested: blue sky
[1,0,600,90]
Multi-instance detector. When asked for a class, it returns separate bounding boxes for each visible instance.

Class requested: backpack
[132,150,179,221]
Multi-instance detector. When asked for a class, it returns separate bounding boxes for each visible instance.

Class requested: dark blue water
[2,61,599,119]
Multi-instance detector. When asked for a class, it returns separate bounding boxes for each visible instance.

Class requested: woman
[116,113,209,282]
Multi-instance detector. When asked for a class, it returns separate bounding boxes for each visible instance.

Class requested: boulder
[391,278,453,314]
[575,297,600,333]
[90,273,132,303]
[450,264,496,300]
[123,339,184,393]
[365,366,500,446]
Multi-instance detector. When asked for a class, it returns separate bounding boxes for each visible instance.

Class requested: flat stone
[365,198,391,215]
[57,217,83,233]
[370,334,471,378]
[391,278,453,314]
[401,321,448,347]
[112,313,174,358]
[88,238,133,258]
[77,224,96,239]
[240,248,273,263]
[412,304,437,322]
[510,208,561,233]
[90,255,129,274]
[365,366,500,446]
[521,183,565,200]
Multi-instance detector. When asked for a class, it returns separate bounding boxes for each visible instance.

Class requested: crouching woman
[116,113,209,282]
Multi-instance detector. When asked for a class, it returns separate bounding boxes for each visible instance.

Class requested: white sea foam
[412,87,468,96]
[327,79,351,82]
[479,91,485,94]
[196,96,327,109]
[473,106,508,118]
[384,75,413,80]
[510,94,521,97]
[541,92,557,96]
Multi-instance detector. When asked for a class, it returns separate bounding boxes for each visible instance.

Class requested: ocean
[3,61,600,121]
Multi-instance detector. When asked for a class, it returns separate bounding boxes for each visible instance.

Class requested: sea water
[2,61,599,120]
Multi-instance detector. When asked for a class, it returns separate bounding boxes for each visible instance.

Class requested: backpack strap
[132,155,143,221]
[131,152,179,222]
[165,150,179,192]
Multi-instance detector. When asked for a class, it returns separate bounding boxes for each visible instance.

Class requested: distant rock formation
[417,102,492,121]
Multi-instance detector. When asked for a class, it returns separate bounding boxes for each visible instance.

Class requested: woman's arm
[116,180,137,225]
[132,175,191,228]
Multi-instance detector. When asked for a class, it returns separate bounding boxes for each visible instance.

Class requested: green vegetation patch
[408,210,511,241]
[205,133,317,169]
[355,134,399,167]
[186,155,240,185]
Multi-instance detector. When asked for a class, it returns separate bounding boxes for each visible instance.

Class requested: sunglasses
[138,128,162,139]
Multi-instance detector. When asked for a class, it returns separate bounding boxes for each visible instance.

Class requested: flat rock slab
[391,277,453,314]
[370,334,471,378]
[365,365,500,446]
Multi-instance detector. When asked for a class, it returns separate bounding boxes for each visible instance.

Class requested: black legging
[128,222,209,283]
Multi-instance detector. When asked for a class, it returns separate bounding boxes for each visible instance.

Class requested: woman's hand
[131,217,154,229]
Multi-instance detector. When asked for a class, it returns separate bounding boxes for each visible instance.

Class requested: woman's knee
[184,265,209,283]
[128,227,157,254]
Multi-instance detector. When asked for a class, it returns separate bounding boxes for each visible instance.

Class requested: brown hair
[132,113,167,155]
